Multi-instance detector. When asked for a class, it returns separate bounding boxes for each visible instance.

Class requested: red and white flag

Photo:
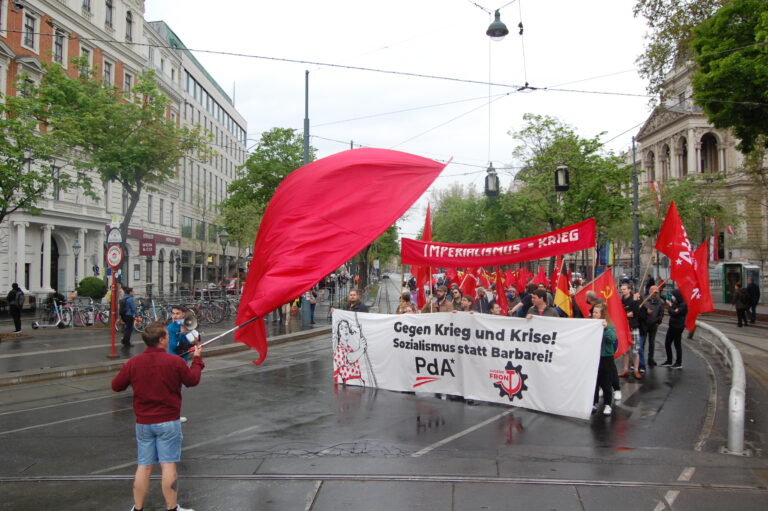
[573,270,631,358]
[654,201,705,331]
[688,241,714,330]
[725,225,735,235]
[236,149,446,364]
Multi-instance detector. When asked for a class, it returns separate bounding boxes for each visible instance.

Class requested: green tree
[221,127,313,247]
[35,62,210,238]
[0,76,86,226]
[690,0,768,153]
[430,184,488,243]
[509,114,632,236]
[76,276,108,300]
[633,0,725,99]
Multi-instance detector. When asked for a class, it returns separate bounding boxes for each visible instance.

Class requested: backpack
[118,297,126,315]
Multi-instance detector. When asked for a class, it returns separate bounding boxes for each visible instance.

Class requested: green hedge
[76,276,107,300]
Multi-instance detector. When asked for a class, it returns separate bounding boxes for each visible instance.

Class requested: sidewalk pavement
[0,290,344,387]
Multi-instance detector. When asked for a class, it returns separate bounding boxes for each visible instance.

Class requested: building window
[105,0,113,28]
[148,46,154,65]
[181,216,193,238]
[82,0,91,12]
[147,195,153,222]
[23,14,36,49]
[103,61,112,85]
[208,224,218,243]
[53,30,66,64]
[146,258,153,284]
[170,202,175,227]
[124,72,132,93]
[125,11,133,42]
[159,198,165,225]
[195,221,205,241]
[51,166,61,200]
[80,47,91,75]
[701,133,719,173]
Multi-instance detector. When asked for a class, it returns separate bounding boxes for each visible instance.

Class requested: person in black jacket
[620,283,642,379]
[7,283,24,333]
[746,278,760,324]
[638,285,664,369]
[733,283,750,328]
[661,289,687,369]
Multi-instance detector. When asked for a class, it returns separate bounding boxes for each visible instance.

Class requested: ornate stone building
[635,65,768,270]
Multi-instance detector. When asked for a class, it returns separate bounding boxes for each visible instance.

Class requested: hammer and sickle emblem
[601,286,613,300]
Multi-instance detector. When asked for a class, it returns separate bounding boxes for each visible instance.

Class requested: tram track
[1,473,766,493]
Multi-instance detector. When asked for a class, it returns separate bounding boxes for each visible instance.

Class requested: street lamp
[484,163,500,197]
[72,239,81,291]
[486,10,509,41]
[219,227,229,288]
[554,165,570,192]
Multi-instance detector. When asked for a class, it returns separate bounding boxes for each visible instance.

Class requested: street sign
[107,227,123,244]
[106,244,123,268]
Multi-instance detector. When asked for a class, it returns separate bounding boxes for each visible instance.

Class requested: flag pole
[637,245,655,295]
[185,315,261,353]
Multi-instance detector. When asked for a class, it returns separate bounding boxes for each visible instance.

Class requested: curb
[0,326,331,388]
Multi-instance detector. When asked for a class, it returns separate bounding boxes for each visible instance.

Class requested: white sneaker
[175,506,195,511]
[180,416,188,423]
[613,390,622,404]
[603,405,612,416]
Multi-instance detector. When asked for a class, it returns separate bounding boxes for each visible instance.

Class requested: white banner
[332,310,604,420]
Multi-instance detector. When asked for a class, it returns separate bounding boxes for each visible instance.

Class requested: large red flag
[550,255,562,293]
[459,266,480,297]
[655,201,703,331]
[236,149,446,364]
[413,204,433,308]
[687,241,714,330]
[573,270,631,358]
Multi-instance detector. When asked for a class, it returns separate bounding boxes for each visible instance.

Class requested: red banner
[401,219,596,267]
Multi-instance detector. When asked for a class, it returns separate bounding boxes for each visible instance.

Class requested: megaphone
[183,312,198,330]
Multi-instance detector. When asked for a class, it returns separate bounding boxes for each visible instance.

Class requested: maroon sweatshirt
[111,346,204,424]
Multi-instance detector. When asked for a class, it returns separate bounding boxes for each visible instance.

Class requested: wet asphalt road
[1,276,767,510]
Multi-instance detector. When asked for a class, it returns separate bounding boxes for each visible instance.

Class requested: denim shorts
[135,420,182,465]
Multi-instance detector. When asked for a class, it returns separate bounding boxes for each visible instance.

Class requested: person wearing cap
[421,285,454,313]
[638,285,664,369]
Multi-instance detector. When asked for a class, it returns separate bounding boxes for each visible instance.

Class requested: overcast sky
[144,0,652,238]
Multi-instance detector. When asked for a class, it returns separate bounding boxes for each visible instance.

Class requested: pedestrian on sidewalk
[6,283,24,333]
[661,289,687,369]
[111,321,204,511]
[733,283,750,328]
[121,287,136,347]
[620,284,642,379]
[638,285,664,369]
[746,277,760,325]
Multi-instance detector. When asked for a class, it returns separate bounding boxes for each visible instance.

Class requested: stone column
[76,229,87,285]
[13,222,29,285]
[97,229,105,276]
[41,224,55,293]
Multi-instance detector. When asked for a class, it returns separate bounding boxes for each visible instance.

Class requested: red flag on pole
[459,266,479,297]
[413,204,433,308]
[573,270,631,358]
[550,256,562,293]
[655,201,703,331]
[687,241,714,330]
[532,266,548,286]
[494,268,509,315]
[236,148,446,364]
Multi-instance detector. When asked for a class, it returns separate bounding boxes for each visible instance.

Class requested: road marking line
[652,467,695,511]
[304,480,323,511]
[0,408,132,436]
[0,344,109,359]
[0,395,115,417]
[411,409,513,458]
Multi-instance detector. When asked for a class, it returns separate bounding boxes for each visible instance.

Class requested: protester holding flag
[638,286,664,368]
[661,289,688,369]
[619,284,643,379]
[511,283,537,318]
[421,285,454,313]
[591,301,616,416]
